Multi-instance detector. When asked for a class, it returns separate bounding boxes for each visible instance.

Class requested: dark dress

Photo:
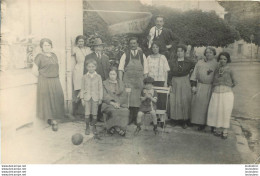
[35,53,65,121]
[101,79,129,129]
[168,57,195,120]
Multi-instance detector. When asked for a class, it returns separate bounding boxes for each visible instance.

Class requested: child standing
[207,52,237,139]
[134,77,158,135]
[80,59,103,135]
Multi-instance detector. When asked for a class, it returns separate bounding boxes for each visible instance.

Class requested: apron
[123,56,144,107]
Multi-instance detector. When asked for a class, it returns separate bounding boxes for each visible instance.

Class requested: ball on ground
[71,133,83,145]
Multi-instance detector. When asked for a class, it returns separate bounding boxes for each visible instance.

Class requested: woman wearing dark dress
[101,68,129,136]
[168,44,195,129]
[32,38,65,130]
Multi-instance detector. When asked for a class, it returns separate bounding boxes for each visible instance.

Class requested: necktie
[156,28,161,37]
[98,53,101,59]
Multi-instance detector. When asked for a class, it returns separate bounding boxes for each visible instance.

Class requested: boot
[92,118,97,134]
[182,121,188,129]
[85,118,90,135]
[134,123,141,136]
[198,125,206,131]
[153,124,158,135]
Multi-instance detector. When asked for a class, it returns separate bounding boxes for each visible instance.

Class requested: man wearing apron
[118,37,148,124]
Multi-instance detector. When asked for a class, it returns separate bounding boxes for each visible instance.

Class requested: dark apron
[123,57,144,107]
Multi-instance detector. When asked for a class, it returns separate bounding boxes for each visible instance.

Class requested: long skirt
[169,75,192,120]
[207,91,234,128]
[37,76,65,120]
[102,104,129,130]
[190,83,212,125]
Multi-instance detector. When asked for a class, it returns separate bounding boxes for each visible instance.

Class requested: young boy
[80,59,103,135]
[134,77,158,135]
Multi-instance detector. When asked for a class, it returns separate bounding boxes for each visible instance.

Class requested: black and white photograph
[0,0,260,171]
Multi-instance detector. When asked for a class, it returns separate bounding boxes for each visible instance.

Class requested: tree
[139,5,239,48]
[219,1,260,46]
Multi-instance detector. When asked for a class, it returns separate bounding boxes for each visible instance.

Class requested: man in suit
[83,37,110,122]
[148,15,178,60]
[83,37,110,81]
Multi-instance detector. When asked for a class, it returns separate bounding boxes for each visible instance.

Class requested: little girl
[80,59,103,135]
[135,77,158,135]
[207,52,237,139]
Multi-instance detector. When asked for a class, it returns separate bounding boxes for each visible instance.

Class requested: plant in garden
[219,1,260,46]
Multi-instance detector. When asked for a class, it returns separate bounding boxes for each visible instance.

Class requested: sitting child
[134,77,158,135]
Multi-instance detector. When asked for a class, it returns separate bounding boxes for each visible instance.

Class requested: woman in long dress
[168,44,195,129]
[32,38,65,130]
[147,41,170,110]
[72,35,92,116]
[207,52,237,139]
[101,68,129,136]
[190,47,218,131]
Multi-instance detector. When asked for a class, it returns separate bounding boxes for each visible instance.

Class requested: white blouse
[147,54,170,82]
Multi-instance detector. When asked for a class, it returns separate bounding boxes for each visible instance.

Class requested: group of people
[32,15,237,139]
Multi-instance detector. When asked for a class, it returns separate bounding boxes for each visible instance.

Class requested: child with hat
[134,76,158,135]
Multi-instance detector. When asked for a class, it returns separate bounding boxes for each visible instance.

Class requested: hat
[143,76,154,84]
[92,37,105,46]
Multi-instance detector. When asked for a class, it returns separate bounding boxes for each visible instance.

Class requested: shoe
[198,125,205,131]
[134,126,141,136]
[94,134,102,140]
[211,127,216,133]
[213,131,221,137]
[182,123,188,129]
[51,120,58,131]
[85,128,90,135]
[221,133,228,139]
[92,125,97,135]
[115,126,126,137]
[187,121,193,127]
[108,127,116,135]
[92,119,98,134]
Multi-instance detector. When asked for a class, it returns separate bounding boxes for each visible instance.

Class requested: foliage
[139,5,239,48]
[82,2,240,59]
[219,1,260,45]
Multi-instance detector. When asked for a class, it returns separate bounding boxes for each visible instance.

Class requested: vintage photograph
[0,0,260,165]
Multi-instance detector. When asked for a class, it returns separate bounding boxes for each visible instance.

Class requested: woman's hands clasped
[111,102,120,109]
[191,86,197,94]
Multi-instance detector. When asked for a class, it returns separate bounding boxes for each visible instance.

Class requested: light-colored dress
[190,59,218,125]
[207,66,237,128]
[72,46,91,90]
